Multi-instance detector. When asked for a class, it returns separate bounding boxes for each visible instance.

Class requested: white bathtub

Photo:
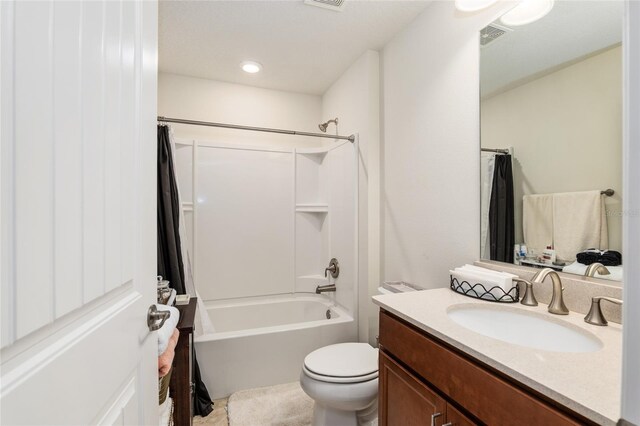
[195,294,356,399]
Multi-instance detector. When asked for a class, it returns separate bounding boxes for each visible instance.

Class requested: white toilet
[300,342,379,426]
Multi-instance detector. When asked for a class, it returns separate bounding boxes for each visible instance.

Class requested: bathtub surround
[172,139,357,304]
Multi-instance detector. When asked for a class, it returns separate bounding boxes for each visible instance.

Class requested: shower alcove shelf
[295,148,330,289]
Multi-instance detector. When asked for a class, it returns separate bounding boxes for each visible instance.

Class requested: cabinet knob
[431,412,442,426]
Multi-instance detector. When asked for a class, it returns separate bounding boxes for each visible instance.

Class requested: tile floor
[193,398,229,426]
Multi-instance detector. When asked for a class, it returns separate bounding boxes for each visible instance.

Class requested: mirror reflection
[479,1,623,281]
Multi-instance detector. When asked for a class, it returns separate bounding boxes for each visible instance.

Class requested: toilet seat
[303,364,378,384]
[303,343,378,384]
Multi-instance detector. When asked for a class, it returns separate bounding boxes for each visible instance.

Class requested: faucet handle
[514,278,538,306]
[584,296,623,326]
[325,258,340,279]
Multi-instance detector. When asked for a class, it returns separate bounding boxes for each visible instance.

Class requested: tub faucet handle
[324,258,340,279]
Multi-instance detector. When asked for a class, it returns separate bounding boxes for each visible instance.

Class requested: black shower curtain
[157,125,213,417]
[157,125,186,295]
[489,154,515,263]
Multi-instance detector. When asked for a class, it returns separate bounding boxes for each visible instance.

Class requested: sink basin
[447,304,602,353]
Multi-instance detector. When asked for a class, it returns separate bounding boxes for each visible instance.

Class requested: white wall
[621,1,640,423]
[158,73,323,147]
[321,50,380,345]
[381,1,513,296]
[482,46,623,252]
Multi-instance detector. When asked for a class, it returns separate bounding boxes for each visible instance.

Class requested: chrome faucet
[584,296,623,326]
[315,284,336,294]
[531,268,569,315]
[584,262,611,278]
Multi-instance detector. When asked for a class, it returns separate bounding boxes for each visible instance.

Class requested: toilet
[300,342,379,426]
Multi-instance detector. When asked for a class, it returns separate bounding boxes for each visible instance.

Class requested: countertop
[372,288,622,425]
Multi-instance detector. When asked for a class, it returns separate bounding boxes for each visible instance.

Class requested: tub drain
[326,309,332,319]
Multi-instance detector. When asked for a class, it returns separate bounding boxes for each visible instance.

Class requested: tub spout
[315,284,336,294]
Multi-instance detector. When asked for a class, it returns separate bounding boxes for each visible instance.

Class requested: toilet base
[312,399,377,426]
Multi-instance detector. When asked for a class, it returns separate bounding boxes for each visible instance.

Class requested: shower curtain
[158,125,214,417]
[158,126,186,294]
[489,154,515,263]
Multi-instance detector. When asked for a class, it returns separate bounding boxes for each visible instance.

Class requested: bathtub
[195,294,356,399]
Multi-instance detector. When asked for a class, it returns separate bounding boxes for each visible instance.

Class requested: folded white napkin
[156,304,180,356]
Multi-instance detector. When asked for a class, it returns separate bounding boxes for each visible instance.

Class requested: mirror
[479,1,623,282]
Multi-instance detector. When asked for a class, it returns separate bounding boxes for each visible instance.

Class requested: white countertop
[372,288,622,425]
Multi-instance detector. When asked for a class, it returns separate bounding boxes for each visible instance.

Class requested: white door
[1,1,158,424]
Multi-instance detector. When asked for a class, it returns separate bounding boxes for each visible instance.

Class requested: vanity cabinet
[378,310,593,426]
[380,351,474,426]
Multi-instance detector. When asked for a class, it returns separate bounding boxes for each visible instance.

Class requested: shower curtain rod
[481,148,510,154]
[157,116,355,143]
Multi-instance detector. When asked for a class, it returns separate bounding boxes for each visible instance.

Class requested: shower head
[318,118,338,133]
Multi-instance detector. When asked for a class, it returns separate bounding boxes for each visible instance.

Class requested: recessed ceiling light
[500,0,554,26]
[454,0,499,12]
[241,61,262,74]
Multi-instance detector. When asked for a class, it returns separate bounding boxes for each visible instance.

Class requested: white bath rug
[227,382,313,426]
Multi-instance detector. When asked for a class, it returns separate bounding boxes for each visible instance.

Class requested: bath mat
[227,382,313,426]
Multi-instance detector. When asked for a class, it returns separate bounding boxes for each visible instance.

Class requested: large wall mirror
[480,1,623,282]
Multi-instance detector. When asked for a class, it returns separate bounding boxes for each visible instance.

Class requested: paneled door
[1,1,158,424]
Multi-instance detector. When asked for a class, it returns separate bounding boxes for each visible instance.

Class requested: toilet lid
[304,343,378,378]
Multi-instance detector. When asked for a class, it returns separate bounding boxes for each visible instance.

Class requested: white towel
[159,396,173,426]
[553,191,608,262]
[156,304,180,356]
[523,194,554,255]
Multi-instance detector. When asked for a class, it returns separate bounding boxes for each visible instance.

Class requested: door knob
[148,305,170,331]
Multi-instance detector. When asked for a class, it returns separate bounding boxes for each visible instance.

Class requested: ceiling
[481,0,624,98]
[159,0,431,95]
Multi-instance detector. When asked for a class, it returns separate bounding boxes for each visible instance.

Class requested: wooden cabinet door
[379,351,447,426]
[445,404,478,426]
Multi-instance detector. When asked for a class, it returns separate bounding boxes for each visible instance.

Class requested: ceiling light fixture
[241,61,262,74]
[454,0,500,12]
[500,0,555,26]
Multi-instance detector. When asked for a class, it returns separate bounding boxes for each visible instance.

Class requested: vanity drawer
[379,310,588,426]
